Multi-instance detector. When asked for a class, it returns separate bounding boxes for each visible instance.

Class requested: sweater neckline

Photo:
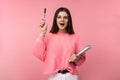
[57,32,69,36]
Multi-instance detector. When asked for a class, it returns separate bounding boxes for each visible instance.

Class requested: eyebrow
[57,15,68,17]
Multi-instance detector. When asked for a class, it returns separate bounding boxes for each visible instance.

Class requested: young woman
[33,7,86,80]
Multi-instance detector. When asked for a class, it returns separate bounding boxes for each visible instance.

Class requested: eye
[64,16,68,19]
[57,16,61,19]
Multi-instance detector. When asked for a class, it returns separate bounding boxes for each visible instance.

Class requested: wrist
[39,32,45,37]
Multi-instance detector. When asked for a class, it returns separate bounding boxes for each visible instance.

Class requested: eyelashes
[57,16,68,19]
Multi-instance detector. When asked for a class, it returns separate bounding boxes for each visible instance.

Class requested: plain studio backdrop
[0,0,120,80]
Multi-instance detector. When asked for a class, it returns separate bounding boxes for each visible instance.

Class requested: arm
[75,54,86,66]
[33,18,48,61]
[75,36,86,66]
[69,53,86,66]
[69,35,86,66]
[33,36,47,62]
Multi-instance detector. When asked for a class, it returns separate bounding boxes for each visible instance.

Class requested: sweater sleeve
[75,36,86,66]
[33,36,47,62]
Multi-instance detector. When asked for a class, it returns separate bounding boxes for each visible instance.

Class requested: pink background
[0,0,120,80]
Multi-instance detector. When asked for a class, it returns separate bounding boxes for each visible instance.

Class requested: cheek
[56,20,59,25]
[65,21,68,25]
[56,19,60,23]
[66,19,68,23]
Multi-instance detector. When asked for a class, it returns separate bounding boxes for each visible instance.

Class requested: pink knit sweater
[33,32,86,75]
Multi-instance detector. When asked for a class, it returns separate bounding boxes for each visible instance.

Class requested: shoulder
[45,32,52,36]
[45,32,56,38]
[70,33,80,39]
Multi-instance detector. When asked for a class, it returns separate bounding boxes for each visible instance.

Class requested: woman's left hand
[69,54,80,62]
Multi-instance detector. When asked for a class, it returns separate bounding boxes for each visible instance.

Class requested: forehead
[57,11,68,16]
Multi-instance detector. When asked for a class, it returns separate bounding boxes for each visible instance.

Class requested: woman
[33,7,86,80]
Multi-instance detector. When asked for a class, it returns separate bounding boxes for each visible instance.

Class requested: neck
[58,29,67,33]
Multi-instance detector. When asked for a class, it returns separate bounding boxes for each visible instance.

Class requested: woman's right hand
[39,18,47,37]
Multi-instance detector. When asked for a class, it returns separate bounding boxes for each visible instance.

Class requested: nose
[61,17,64,21]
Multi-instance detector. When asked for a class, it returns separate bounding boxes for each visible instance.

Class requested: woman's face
[56,11,68,32]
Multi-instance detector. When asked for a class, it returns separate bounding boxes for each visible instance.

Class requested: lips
[60,23,65,26]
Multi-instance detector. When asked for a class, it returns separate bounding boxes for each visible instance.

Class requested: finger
[44,23,48,29]
[41,18,46,22]
[40,21,45,28]
[70,54,78,62]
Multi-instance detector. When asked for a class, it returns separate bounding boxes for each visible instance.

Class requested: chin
[58,26,67,30]
[59,28,66,30]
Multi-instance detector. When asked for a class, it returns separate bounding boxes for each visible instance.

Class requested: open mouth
[60,23,65,26]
